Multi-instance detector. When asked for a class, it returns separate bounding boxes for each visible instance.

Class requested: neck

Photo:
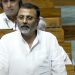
[22,30,37,48]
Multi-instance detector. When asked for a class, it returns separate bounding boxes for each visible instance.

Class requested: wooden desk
[0,29,15,38]
[66,65,75,75]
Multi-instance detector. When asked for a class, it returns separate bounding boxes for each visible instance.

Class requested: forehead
[18,8,36,17]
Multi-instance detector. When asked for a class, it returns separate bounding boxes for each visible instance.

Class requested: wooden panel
[23,0,54,8]
[51,0,75,6]
[0,7,3,13]
[40,8,61,17]
[24,0,75,6]
[60,42,72,60]
[44,17,61,27]
[66,65,75,75]
[62,25,75,40]
[45,28,64,43]
[0,29,15,38]
[67,72,74,75]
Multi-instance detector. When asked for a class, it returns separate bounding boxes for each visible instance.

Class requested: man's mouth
[6,9,13,12]
[21,26,30,30]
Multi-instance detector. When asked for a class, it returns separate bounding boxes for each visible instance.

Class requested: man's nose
[23,18,28,24]
[7,2,11,7]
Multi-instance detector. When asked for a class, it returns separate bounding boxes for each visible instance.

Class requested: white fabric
[0,13,46,30]
[0,13,16,30]
[0,30,67,75]
[59,46,72,64]
[38,17,46,31]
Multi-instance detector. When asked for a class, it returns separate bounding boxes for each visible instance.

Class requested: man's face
[17,8,39,36]
[2,0,19,16]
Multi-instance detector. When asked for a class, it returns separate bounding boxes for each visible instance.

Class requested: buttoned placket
[22,36,39,56]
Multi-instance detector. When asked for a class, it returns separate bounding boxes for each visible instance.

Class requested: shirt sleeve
[0,40,9,75]
[59,46,72,65]
[50,36,67,75]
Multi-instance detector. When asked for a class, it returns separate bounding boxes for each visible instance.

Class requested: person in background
[0,0,46,30]
[0,3,67,75]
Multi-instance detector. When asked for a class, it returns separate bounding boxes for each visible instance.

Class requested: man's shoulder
[39,30,56,38]
[0,12,6,17]
[0,12,8,22]
[1,31,18,40]
[38,30,57,42]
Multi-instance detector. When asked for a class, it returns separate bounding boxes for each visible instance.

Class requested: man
[0,0,71,65]
[0,3,67,75]
[0,0,46,30]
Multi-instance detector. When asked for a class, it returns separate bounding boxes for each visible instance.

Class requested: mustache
[20,25,30,29]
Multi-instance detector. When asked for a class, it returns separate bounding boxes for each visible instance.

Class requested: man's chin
[21,30,30,35]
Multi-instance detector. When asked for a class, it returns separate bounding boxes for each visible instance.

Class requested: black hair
[20,3,40,18]
[19,0,22,7]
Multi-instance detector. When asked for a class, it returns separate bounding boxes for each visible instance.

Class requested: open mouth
[21,26,30,30]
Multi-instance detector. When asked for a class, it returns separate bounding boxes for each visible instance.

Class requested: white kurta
[0,30,67,75]
[0,13,16,30]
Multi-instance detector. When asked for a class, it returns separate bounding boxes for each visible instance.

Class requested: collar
[17,29,40,48]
